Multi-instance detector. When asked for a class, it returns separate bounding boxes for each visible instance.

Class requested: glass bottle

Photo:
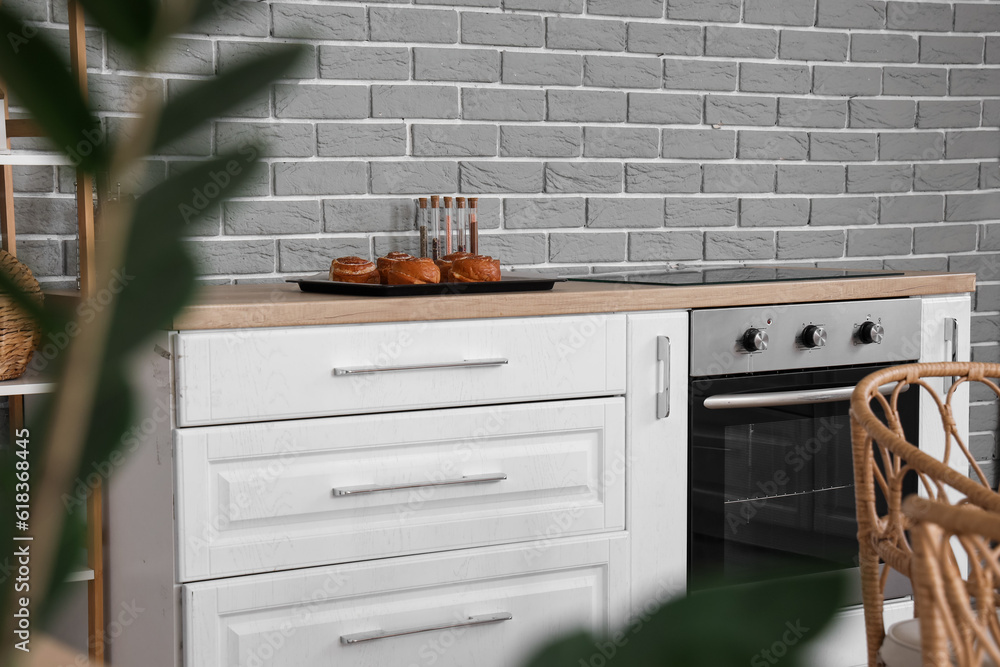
[417,197,429,258]
[456,197,467,252]
[443,196,454,256]
[468,198,479,255]
[430,195,441,260]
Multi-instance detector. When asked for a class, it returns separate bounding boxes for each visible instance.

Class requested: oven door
[688,364,918,604]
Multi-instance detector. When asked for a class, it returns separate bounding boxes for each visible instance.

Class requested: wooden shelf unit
[0,0,102,662]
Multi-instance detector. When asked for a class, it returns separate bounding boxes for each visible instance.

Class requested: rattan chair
[851,362,1000,667]
[904,495,1000,667]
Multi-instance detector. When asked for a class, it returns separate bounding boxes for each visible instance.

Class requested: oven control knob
[857,321,884,345]
[741,328,769,352]
[801,325,827,349]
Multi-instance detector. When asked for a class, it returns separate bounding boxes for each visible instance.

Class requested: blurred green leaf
[0,6,105,171]
[152,44,305,152]
[523,572,846,667]
[34,365,131,620]
[75,0,157,55]
[106,152,260,354]
[522,631,599,667]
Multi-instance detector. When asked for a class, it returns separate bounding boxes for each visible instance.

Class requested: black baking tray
[288,272,564,296]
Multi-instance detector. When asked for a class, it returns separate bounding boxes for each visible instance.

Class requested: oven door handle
[703,382,906,410]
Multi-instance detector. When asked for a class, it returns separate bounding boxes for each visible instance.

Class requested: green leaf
[75,0,157,55]
[0,6,105,171]
[36,365,132,621]
[106,152,260,354]
[617,573,846,667]
[152,44,305,152]
[522,631,600,667]
[520,572,847,667]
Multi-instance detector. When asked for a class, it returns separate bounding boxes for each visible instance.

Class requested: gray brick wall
[9,0,1000,473]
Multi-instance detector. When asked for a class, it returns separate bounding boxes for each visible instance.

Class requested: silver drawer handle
[341,612,513,645]
[332,473,508,497]
[333,358,509,376]
[704,382,906,410]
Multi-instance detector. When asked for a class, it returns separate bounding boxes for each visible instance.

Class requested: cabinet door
[625,311,689,618]
[920,295,972,499]
[173,314,625,426]
[184,535,627,667]
[175,398,625,581]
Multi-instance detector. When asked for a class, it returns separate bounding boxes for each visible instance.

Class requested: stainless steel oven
[687,299,923,605]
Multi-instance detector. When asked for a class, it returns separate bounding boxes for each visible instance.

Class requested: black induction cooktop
[569,266,905,286]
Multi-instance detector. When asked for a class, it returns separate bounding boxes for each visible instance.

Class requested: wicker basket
[0,249,42,381]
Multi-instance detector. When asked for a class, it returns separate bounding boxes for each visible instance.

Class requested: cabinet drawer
[183,536,627,667]
[173,314,625,427]
[176,398,625,581]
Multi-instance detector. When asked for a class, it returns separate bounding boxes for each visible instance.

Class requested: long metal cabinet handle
[944,317,958,392]
[333,358,508,376]
[657,336,670,419]
[704,382,906,410]
[340,612,513,645]
[332,473,508,497]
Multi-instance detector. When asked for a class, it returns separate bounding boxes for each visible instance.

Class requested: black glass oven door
[688,364,918,592]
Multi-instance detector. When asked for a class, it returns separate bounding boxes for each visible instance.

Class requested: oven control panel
[690,298,922,377]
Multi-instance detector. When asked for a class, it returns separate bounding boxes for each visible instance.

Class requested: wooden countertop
[163,271,975,330]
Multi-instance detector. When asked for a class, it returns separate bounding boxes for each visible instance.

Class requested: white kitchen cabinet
[109,292,973,667]
[175,398,625,581]
[183,535,628,667]
[919,295,972,501]
[174,314,626,426]
[109,313,639,667]
[625,311,689,618]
